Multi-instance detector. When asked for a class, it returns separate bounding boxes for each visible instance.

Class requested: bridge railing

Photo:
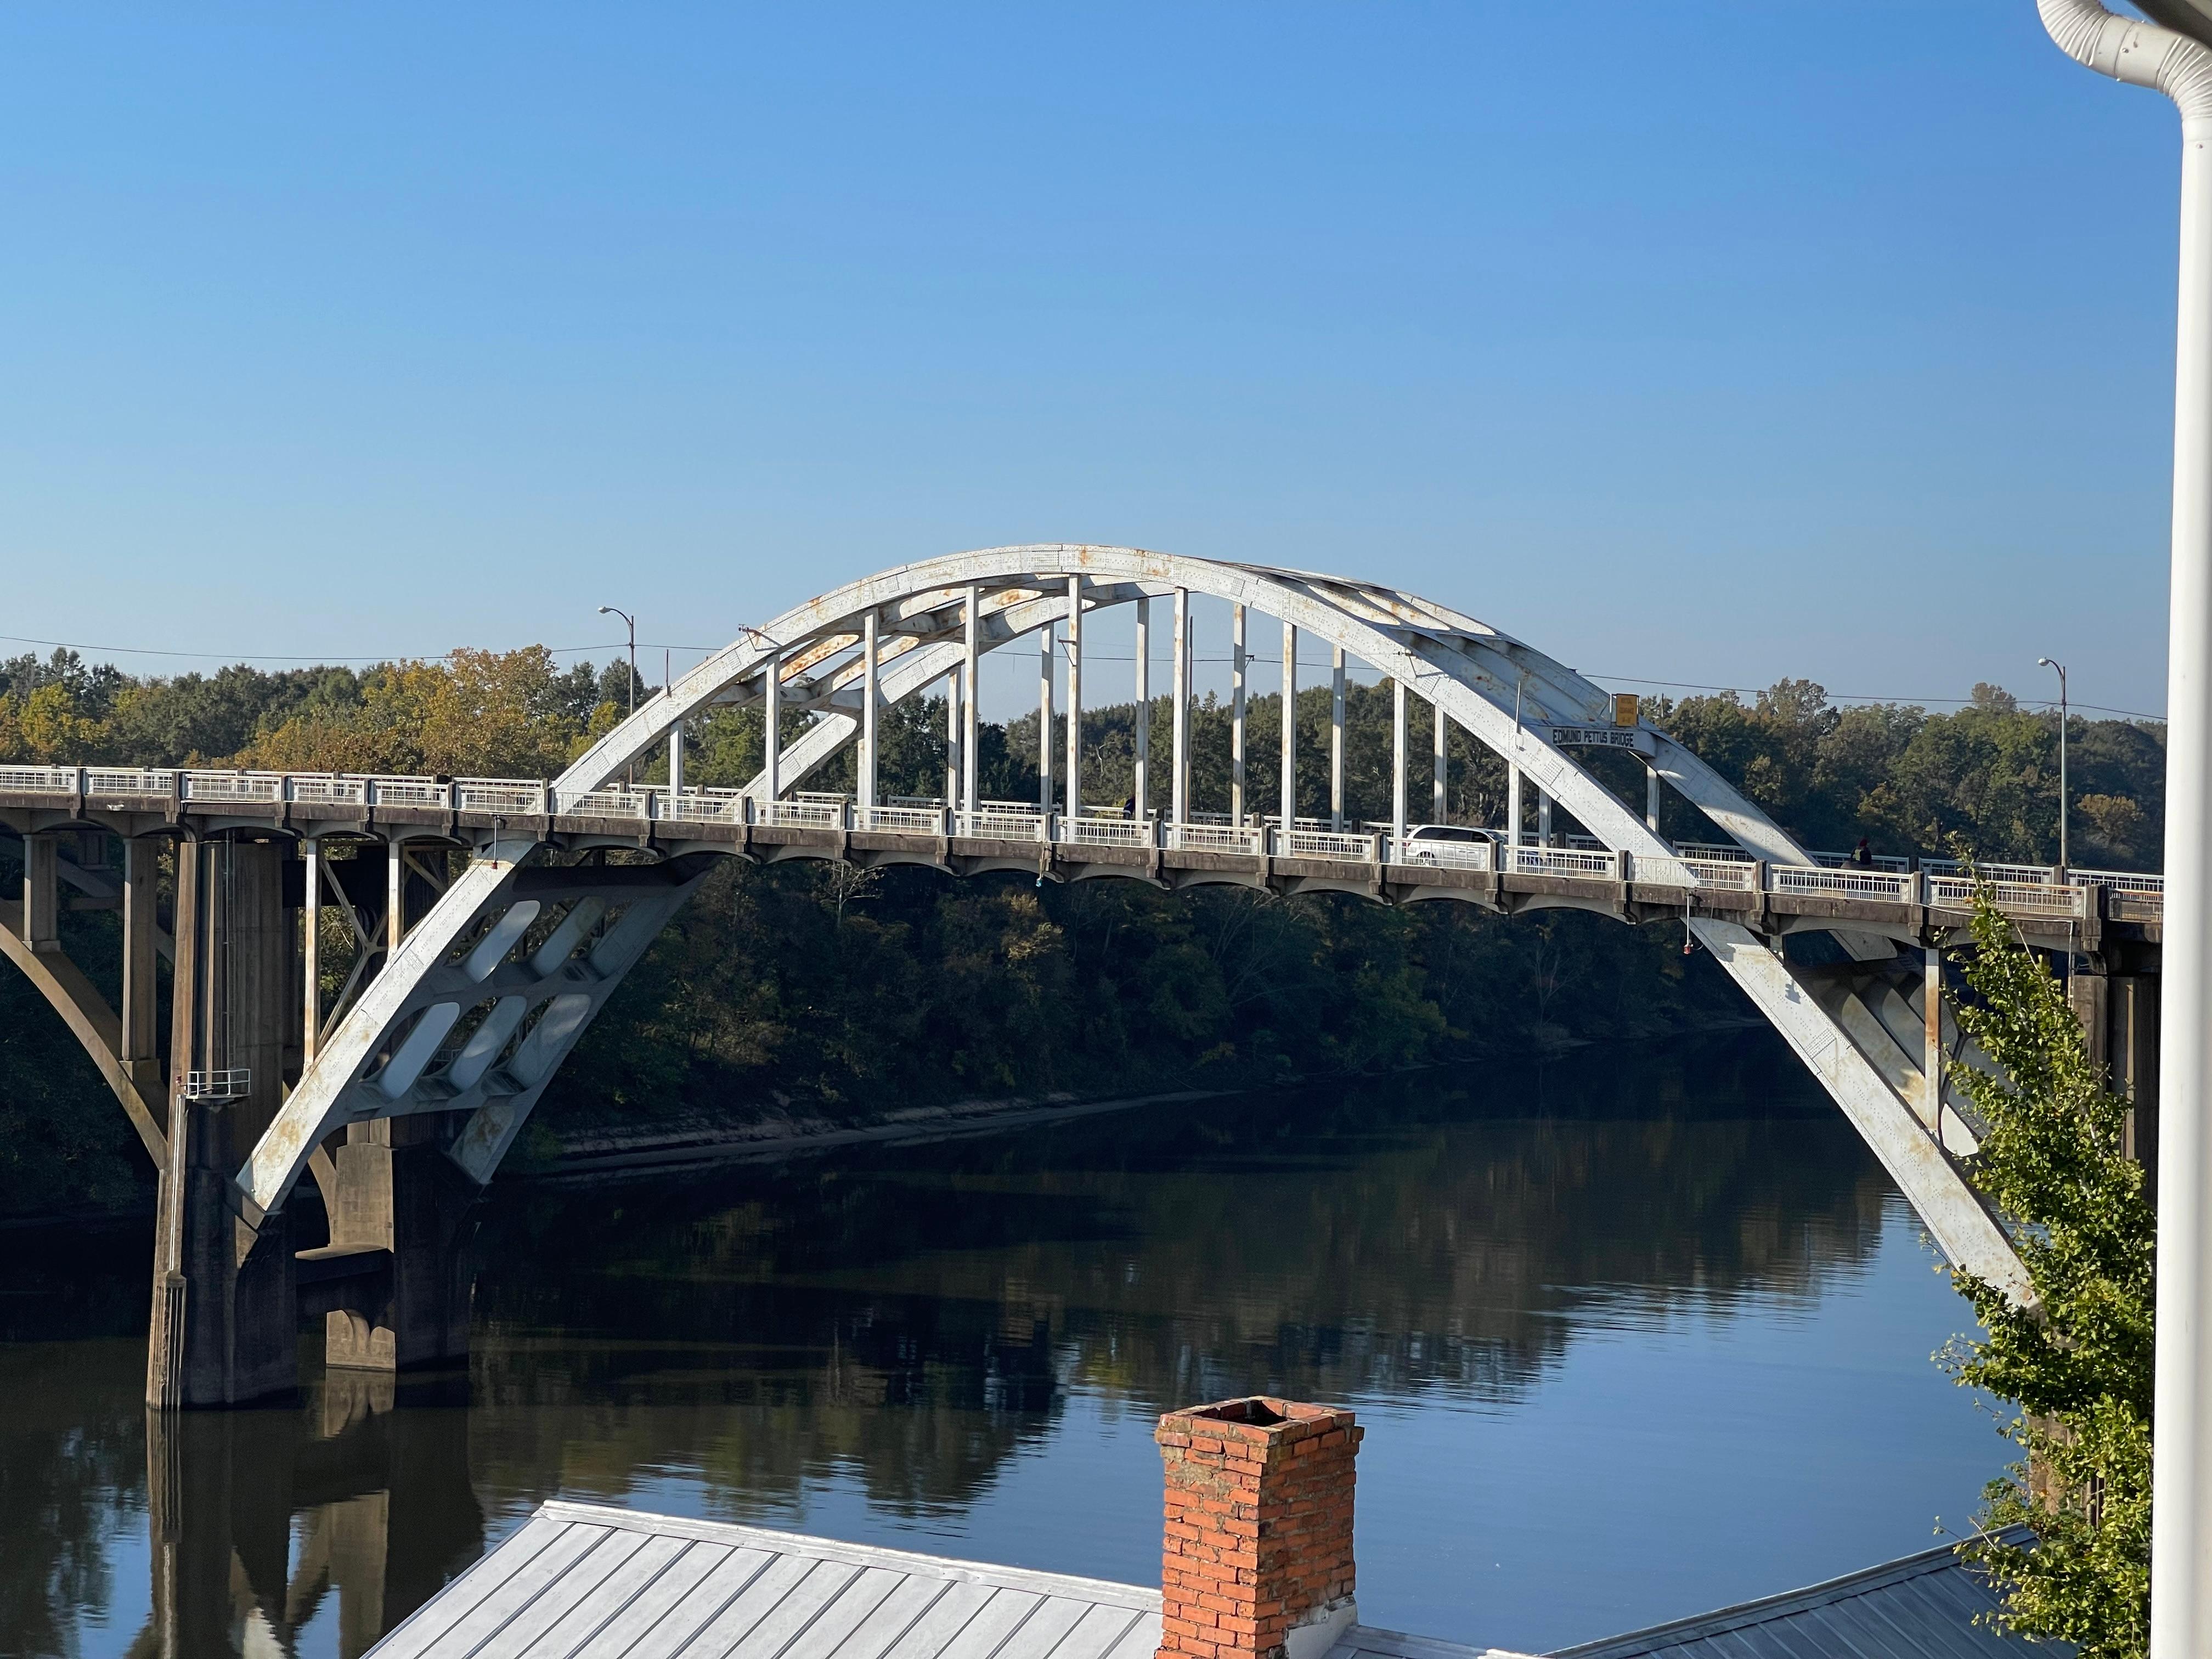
[1629,854,1760,891]
[2074,867,2164,892]
[1392,836,1494,872]
[1928,873,2090,919]
[1285,828,1379,862]
[0,763,2166,923]
[1810,849,1914,873]
[1170,822,1266,855]
[959,804,1049,841]
[659,789,749,826]
[1509,845,1620,879]
[1922,856,2064,887]
[1769,865,1918,904]
[87,768,177,799]
[758,797,842,830]
[1060,815,1151,849]
[853,804,946,835]
[456,779,545,814]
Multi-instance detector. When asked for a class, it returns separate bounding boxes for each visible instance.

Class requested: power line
[1587,673,2165,723]
[6,629,2168,722]
[0,633,718,665]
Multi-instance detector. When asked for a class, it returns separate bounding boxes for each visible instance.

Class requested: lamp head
[598,606,613,616]
[2038,657,2053,668]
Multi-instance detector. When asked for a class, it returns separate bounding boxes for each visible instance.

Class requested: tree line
[0,645,2166,1216]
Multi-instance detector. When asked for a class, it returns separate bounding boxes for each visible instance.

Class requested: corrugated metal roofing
[366,1502,1166,1659]
[1544,1534,2067,1659]
[1336,1626,1530,1659]
[367,1502,2048,1659]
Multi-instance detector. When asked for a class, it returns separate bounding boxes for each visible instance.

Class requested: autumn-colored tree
[242,647,585,776]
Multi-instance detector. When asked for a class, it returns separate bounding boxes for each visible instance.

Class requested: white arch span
[239,546,2030,1304]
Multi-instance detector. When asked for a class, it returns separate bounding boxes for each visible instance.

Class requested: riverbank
[523,1013,1778,1184]
[522,1086,1231,1182]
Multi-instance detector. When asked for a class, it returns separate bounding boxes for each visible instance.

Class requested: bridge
[0,544,2164,1405]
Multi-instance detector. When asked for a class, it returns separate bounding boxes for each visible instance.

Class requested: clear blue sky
[0,3,2187,720]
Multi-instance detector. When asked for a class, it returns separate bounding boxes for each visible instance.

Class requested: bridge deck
[0,765,2160,953]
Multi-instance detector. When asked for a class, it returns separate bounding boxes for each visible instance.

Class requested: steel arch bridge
[16,534,2147,1393]
[208,543,2029,1299]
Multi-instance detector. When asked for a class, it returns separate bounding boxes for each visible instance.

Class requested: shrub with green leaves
[1941,882,2154,1657]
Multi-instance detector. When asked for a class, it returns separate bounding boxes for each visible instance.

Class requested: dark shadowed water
[0,1032,2004,1659]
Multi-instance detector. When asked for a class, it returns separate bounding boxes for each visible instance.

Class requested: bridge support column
[962,583,980,818]
[121,836,161,1088]
[1391,680,1407,843]
[1066,577,1083,818]
[944,667,961,807]
[1280,620,1297,836]
[1431,696,1446,824]
[1230,604,1246,823]
[21,832,59,951]
[1330,646,1346,831]
[1134,597,1150,818]
[2072,968,2162,1192]
[319,1121,475,1372]
[1037,625,1053,812]
[147,839,301,1409]
[1171,588,1189,827]
[1924,946,1944,1137]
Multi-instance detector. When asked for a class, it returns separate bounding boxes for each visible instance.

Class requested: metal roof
[366,1502,1166,1659]
[1544,1534,2065,1659]
[364,1504,1536,1659]
[366,1502,2048,1659]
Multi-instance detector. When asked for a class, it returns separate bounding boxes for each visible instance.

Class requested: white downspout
[2038,4,2212,1655]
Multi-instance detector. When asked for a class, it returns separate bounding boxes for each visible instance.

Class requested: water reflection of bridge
[139,1373,481,1658]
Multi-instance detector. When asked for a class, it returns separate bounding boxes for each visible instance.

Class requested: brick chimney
[1154,1398,1362,1659]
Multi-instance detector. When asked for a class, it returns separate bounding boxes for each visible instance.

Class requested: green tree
[1941,882,2154,1658]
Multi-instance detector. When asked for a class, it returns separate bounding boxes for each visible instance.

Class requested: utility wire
[0,633,719,664]
[4,630,2168,721]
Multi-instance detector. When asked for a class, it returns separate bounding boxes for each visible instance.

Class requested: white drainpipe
[2037,4,2212,1654]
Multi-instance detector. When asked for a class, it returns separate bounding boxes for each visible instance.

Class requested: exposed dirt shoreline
[522,1086,1232,1183]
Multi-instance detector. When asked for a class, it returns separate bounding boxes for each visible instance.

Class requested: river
[0,1031,2000,1658]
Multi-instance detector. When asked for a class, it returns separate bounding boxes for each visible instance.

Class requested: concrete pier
[148,839,300,1408]
[141,835,478,1409]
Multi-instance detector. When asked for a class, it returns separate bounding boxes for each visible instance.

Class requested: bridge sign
[1544,723,1655,757]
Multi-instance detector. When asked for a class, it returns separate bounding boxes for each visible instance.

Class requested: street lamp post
[2039,656,2069,871]
[597,605,637,786]
[2036,4,2212,1651]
